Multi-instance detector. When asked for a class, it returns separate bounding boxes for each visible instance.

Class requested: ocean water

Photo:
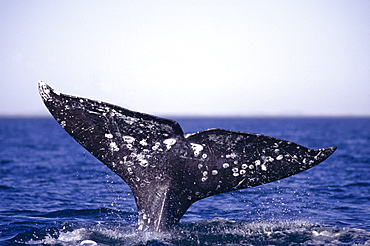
[1,117,369,246]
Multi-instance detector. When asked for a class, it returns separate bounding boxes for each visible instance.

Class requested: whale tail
[38,81,336,232]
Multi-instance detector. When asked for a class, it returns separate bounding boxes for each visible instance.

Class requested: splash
[25,219,370,246]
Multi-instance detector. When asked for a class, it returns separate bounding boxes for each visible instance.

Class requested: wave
[16,218,370,246]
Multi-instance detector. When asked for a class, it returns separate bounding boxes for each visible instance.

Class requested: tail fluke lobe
[38,81,184,183]
[182,129,336,200]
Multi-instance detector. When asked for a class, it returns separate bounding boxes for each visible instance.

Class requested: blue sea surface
[1,117,369,245]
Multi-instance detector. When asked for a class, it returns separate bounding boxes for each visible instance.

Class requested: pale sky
[1,0,369,117]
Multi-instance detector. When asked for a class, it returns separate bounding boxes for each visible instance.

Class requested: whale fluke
[38,81,336,232]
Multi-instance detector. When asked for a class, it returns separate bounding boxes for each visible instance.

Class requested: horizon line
[1,114,369,119]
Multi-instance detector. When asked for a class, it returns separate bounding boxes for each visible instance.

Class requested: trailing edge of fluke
[38,81,336,232]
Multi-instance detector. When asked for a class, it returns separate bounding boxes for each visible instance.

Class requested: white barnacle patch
[226,153,237,159]
[163,138,177,150]
[202,171,208,176]
[240,169,246,175]
[136,153,149,167]
[202,153,208,159]
[223,163,230,169]
[233,172,239,177]
[241,164,248,169]
[60,121,66,128]
[152,142,161,151]
[139,139,148,146]
[109,142,119,152]
[127,167,133,175]
[190,143,203,157]
[139,159,148,167]
[123,136,135,143]
[201,176,208,182]
[261,164,267,171]
[212,170,218,175]
[255,160,261,166]
[130,152,137,158]
[232,167,239,173]
[249,165,255,169]
[105,133,113,139]
[276,155,284,160]
[264,156,274,162]
[198,163,203,169]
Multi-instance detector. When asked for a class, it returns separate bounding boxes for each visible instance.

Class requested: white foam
[25,220,370,245]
